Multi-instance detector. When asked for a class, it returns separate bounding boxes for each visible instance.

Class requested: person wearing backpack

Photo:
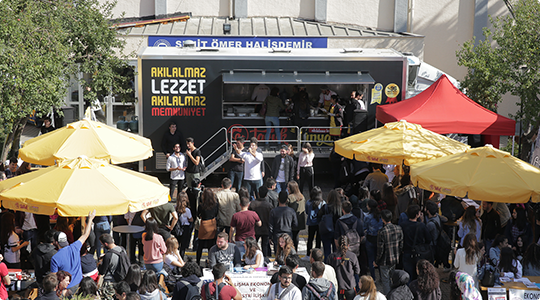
[172,261,203,300]
[98,233,130,283]
[333,201,364,257]
[201,263,241,300]
[374,209,403,295]
[317,190,343,260]
[303,261,336,300]
[424,201,450,270]
[265,266,302,300]
[327,236,360,300]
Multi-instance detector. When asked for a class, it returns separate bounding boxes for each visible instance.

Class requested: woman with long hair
[243,237,263,269]
[142,217,167,275]
[409,259,442,300]
[15,162,32,176]
[327,236,360,300]
[75,277,100,300]
[137,270,167,300]
[522,243,540,276]
[317,189,343,259]
[56,271,72,299]
[306,186,325,255]
[381,182,397,219]
[354,275,386,300]
[454,233,481,284]
[0,212,29,269]
[164,236,185,270]
[506,206,533,248]
[197,188,218,266]
[489,234,508,266]
[124,264,142,292]
[498,246,522,279]
[370,190,386,211]
[287,181,306,250]
[275,233,296,266]
[175,191,193,257]
[365,199,383,278]
[457,206,481,247]
[297,142,314,194]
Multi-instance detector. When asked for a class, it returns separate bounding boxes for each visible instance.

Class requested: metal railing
[197,127,230,179]
[229,125,301,149]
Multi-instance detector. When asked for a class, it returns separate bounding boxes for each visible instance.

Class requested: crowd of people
[2,128,540,300]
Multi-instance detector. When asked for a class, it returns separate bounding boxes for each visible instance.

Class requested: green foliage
[457,0,540,125]
[0,0,132,140]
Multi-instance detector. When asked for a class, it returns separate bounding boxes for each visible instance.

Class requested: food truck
[137,46,416,174]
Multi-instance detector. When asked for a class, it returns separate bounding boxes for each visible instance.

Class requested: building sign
[148,66,207,117]
[148,36,328,48]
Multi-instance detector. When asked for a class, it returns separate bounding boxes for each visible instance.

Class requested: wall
[327,0,394,31]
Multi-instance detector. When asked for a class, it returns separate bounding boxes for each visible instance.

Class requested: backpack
[204,281,225,300]
[273,283,294,300]
[179,280,202,300]
[338,219,361,256]
[319,206,334,236]
[108,247,130,282]
[430,219,452,266]
[198,155,207,174]
[305,282,334,300]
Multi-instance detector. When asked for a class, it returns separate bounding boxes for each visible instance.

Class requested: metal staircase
[198,127,230,180]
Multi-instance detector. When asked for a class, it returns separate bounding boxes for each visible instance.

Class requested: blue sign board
[148,36,328,49]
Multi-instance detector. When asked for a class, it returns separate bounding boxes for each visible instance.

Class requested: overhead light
[223,23,231,34]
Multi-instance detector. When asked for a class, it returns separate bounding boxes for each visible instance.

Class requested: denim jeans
[307,225,321,256]
[265,116,281,143]
[94,221,111,256]
[145,261,167,277]
[365,238,377,278]
[276,182,287,194]
[228,170,243,192]
[243,179,262,199]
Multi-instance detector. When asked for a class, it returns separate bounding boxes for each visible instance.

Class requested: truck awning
[222,72,375,85]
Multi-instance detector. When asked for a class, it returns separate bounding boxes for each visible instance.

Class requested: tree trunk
[1,116,30,163]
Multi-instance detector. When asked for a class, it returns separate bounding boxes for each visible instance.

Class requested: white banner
[509,289,540,300]
[201,269,310,300]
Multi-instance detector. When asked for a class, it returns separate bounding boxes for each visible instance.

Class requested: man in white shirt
[234,138,264,199]
[265,266,302,300]
[166,143,187,199]
[318,86,337,111]
[251,84,270,102]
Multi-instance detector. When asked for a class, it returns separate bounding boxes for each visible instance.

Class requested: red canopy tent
[376,74,516,136]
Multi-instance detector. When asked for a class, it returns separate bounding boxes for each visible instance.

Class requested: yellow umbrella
[19,119,153,166]
[0,156,169,216]
[334,120,470,165]
[410,145,540,203]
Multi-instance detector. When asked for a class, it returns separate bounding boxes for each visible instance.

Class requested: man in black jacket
[249,186,274,256]
[161,122,185,158]
[268,192,298,254]
[33,230,58,285]
[271,145,295,193]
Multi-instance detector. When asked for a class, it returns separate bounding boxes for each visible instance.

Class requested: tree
[0,0,133,162]
[456,0,540,160]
